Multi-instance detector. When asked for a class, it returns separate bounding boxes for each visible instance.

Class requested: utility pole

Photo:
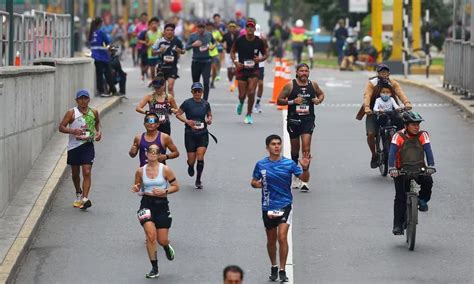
[68,0,75,57]
[7,0,14,65]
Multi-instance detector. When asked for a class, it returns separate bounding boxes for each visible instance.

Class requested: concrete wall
[0,58,94,214]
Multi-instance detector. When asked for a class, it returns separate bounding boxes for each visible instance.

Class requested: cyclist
[356,64,412,168]
[277,63,324,191]
[129,112,179,167]
[251,134,311,282]
[231,19,267,124]
[58,89,101,209]
[373,85,402,127]
[291,19,306,64]
[223,21,240,92]
[388,111,436,235]
[131,144,179,278]
[151,23,185,96]
[175,82,213,189]
[136,77,179,135]
[185,20,216,101]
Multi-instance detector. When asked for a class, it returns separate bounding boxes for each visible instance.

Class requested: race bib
[244,60,255,68]
[267,209,285,217]
[296,105,310,115]
[163,55,174,63]
[199,45,209,52]
[158,115,167,122]
[194,121,205,130]
[137,208,152,222]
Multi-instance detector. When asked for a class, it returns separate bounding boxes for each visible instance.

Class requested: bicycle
[374,110,403,176]
[399,167,432,251]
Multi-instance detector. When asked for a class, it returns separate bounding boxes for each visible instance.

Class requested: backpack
[399,131,426,172]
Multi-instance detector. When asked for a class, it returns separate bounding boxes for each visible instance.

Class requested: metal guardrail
[0,10,71,67]
[443,39,473,98]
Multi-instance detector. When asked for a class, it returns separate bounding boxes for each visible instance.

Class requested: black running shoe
[279,270,289,282]
[300,183,309,192]
[145,269,159,279]
[370,156,378,168]
[392,226,404,235]
[164,244,175,261]
[188,164,195,177]
[195,180,203,189]
[269,266,278,281]
[79,199,92,210]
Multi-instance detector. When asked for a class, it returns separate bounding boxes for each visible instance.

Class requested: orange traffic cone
[270,58,281,104]
[277,63,291,110]
[14,51,21,66]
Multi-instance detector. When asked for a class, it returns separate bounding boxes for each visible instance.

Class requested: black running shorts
[262,204,293,229]
[258,67,265,80]
[286,119,315,139]
[67,142,95,166]
[161,67,179,80]
[236,68,259,81]
[139,195,172,229]
[184,132,209,152]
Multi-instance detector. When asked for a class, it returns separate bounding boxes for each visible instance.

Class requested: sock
[256,98,261,105]
[196,160,204,182]
[291,153,299,164]
[239,99,244,104]
[150,260,158,271]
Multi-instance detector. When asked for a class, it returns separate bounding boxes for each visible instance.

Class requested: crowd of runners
[57,10,436,283]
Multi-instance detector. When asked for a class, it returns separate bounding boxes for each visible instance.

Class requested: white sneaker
[73,194,82,208]
[254,103,263,113]
[292,176,301,189]
[100,93,113,97]
[300,182,310,192]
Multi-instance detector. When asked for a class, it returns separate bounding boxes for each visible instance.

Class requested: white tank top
[141,163,168,194]
[67,107,95,151]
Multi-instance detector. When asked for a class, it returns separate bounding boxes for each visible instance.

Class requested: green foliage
[303,0,347,31]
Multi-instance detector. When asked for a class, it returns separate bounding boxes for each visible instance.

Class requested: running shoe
[210,83,215,89]
[229,84,235,92]
[236,103,243,115]
[418,199,429,212]
[79,198,92,210]
[244,115,253,124]
[253,103,263,113]
[292,176,301,189]
[247,115,253,124]
[187,164,195,177]
[215,76,221,81]
[300,182,310,192]
[269,266,278,281]
[145,269,159,279]
[279,270,289,282]
[164,244,175,261]
[195,180,203,189]
[73,193,82,208]
[100,93,113,97]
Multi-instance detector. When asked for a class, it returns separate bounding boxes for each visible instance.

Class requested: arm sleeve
[388,143,399,168]
[252,163,262,180]
[373,99,381,111]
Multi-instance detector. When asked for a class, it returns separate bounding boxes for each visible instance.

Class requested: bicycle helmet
[346,37,355,44]
[295,19,304,28]
[362,36,372,43]
[402,111,424,124]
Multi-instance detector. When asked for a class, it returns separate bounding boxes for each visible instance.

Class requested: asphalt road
[15,55,473,284]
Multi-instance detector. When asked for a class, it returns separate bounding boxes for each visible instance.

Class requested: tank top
[287,79,316,120]
[67,107,96,151]
[148,94,171,124]
[147,30,161,58]
[141,164,168,203]
[139,132,165,167]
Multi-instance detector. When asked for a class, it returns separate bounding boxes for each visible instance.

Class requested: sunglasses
[192,89,203,93]
[147,149,160,154]
[146,118,158,124]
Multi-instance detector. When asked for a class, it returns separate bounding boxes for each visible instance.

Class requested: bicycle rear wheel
[406,193,418,251]
[377,132,387,176]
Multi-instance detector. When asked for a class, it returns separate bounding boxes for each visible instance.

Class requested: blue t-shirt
[179,98,211,135]
[252,157,302,211]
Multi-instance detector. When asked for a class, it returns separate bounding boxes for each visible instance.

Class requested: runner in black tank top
[277,63,325,191]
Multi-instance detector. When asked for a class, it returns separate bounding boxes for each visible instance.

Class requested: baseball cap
[376,63,390,72]
[197,20,206,27]
[164,23,175,30]
[191,82,204,90]
[151,78,165,88]
[76,89,90,99]
[246,20,256,27]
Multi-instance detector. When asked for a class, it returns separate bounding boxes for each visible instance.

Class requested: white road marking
[282,109,294,283]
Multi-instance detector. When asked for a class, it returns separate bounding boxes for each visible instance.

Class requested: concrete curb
[0,96,123,284]
[394,77,474,118]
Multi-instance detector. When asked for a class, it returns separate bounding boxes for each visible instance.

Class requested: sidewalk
[0,95,122,283]
[392,74,474,118]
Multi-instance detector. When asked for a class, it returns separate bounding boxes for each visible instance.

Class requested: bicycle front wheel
[406,193,418,251]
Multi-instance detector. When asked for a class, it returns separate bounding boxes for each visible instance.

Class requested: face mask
[381,94,390,102]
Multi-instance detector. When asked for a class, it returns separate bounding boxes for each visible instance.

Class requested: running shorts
[161,67,179,80]
[286,119,315,139]
[236,68,259,81]
[139,195,172,229]
[258,67,265,80]
[184,132,209,152]
[67,142,95,165]
[262,204,293,229]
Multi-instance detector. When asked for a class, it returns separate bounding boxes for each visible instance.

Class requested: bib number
[158,115,167,122]
[296,105,310,115]
[267,209,285,218]
[137,208,152,222]
[163,55,174,63]
[194,121,205,130]
[244,60,255,68]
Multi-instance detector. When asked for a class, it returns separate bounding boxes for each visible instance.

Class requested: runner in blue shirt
[251,134,311,282]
